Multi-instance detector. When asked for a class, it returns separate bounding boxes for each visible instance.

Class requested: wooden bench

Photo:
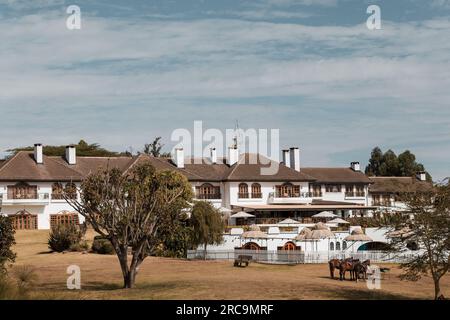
[234,255,252,267]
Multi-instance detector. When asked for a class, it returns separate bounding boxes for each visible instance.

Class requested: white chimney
[416,171,426,181]
[351,161,361,172]
[65,145,76,165]
[227,146,239,166]
[282,149,290,168]
[34,143,43,164]
[289,147,300,172]
[173,148,185,168]
[210,148,217,164]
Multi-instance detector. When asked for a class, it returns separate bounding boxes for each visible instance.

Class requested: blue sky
[0,0,449,180]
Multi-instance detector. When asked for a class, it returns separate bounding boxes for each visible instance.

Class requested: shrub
[92,236,114,255]
[0,216,16,273]
[12,265,38,298]
[48,224,84,252]
[69,241,89,252]
[0,265,38,300]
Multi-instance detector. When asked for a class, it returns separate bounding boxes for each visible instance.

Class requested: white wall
[228,181,309,207]
[0,182,84,229]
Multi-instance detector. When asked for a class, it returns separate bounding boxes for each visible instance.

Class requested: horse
[328,259,342,279]
[353,259,371,282]
[339,258,359,281]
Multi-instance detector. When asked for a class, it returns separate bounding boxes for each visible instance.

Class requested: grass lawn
[10,230,450,300]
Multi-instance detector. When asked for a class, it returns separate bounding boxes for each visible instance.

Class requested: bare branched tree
[386,180,450,299]
[63,162,193,288]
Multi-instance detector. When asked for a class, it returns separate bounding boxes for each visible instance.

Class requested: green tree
[365,147,431,180]
[365,147,383,176]
[379,149,400,176]
[386,180,450,299]
[142,136,171,157]
[64,162,193,288]
[0,216,16,274]
[190,201,224,259]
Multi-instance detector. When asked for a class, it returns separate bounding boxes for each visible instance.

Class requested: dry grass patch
[10,230,450,300]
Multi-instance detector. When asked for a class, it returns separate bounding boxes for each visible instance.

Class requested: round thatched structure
[295,223,335,240]
[241,224,267,238]
[344,228,372,241]
[294,227,313,240]
[386,227,414,239]
[241,230,268,239]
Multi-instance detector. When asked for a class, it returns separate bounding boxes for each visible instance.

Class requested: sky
[0,0,449,180]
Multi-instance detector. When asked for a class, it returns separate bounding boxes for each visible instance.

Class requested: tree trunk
[204,243,207,260]
[124,269,136,289]
[433,277,442,300]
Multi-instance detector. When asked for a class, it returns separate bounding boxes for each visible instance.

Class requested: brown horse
[328,259,342,279]
[339,258,359,281]
[354,259,371,282]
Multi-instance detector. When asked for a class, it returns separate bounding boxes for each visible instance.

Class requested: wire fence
[187,249,417,264]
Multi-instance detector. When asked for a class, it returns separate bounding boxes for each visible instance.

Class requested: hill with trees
[6,140,124,158]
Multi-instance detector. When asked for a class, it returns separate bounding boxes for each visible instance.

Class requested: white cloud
[0,11,449,178]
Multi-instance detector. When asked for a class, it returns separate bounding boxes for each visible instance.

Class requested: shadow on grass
[38,251,54,255]
[81,281,182,292]
[327,287,414,300]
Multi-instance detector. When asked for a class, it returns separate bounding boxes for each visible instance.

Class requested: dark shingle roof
[0,152,84,182]
[0,152,374,184]
[369,177,433,193]
[301,167,372,184]
[226,154,315,182]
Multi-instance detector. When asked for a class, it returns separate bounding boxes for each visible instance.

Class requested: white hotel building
[0,143,430,254]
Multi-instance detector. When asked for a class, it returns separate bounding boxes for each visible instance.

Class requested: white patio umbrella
[230,211,255,218]
[277,218,300,224]
[312,211,337,218]
[218,207,233,214]
[328,218,350,224]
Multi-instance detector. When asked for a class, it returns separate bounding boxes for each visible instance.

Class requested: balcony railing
[273,191,312,198]
[373,201,392,207]
[7,192,38,200]
[238,192,249,199]
[1,193,49,203]
[196,193,222,200]
[346,191,366,197]
[310,192,322,197]
[51,193,77,200]
[251,192,262,199]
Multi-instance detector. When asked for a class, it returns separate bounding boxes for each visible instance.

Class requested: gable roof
[369,176,433,193]
[301,167,372,184]
[0,152,84,182]
[0,151,374,184]
[50,156,135,177]
[225,153,315,182]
